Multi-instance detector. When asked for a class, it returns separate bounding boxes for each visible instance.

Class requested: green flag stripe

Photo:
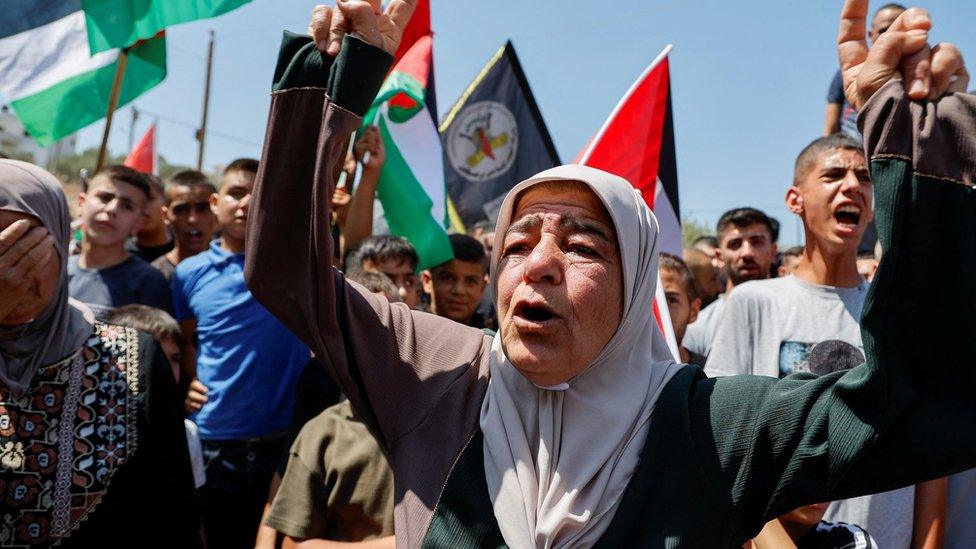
[9,35,166,147]
[375,115,453,271]
[82,0,250,53]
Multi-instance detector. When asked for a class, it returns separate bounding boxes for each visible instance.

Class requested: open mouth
[833,205,862,229]
[514,302,557,323]
[186,229,204,238]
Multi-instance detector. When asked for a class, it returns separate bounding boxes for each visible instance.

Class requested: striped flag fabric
[0,1,166,146]
[124,123,157,174]
[362,35,453,271]
[440,41,560,229]
[577,45,682,359]
[82,0,252,53]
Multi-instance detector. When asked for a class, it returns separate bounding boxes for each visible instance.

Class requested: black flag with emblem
[440,41,560,229]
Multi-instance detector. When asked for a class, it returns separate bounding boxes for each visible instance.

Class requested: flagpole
[96,48,130,172]
[196,29,215,171]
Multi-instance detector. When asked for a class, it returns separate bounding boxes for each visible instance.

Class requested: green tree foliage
[682,218,712,248]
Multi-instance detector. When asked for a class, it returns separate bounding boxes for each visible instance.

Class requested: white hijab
[480,165,682,548]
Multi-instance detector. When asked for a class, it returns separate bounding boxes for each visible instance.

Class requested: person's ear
[209,192,219,216]
[77,192,86,210]
[786,186,804,214]
[688,297,702,325]
[421,270,433,295]
[161,205,171,225]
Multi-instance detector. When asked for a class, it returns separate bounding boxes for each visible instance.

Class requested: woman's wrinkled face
[496,181,623,386]
[0,210,61,326]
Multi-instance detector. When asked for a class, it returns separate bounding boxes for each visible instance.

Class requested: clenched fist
[308,0,418,57]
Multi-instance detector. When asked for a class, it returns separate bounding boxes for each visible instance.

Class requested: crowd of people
[1,0,975,547]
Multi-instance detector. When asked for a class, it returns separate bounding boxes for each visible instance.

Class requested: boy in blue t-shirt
[172,158,309,549]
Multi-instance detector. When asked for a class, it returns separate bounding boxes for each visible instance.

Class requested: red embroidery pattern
[0,323,140,547]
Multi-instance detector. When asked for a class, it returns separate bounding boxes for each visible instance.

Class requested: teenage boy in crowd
[682,207,778,359]
[68,164,172,319]
[127,174,174,262]
[421,234,489,327]
[704,134,945,549]
[151,170,218,281]
[172,158,310,549]
[659,253,704,368]
[345,235,422,308]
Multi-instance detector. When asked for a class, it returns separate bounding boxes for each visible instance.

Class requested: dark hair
[93,164,152,200]
[794,133,864,187]
[659,252,699,301]
[146,174,165,198]
[434,234,488,273]
[105,304,183,346]
[876,3,907,16]
[165,170,217,205]
[692,235,718,249]
[346,235,419,273]
[223,158,259,176]
[347,270,398,299]
[782,245,804,259]
[715,207,776,243]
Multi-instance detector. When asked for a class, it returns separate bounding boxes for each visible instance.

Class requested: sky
[75,0,976,246]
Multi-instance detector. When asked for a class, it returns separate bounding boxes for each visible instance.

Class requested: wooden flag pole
[196,29,215,171]
[96,48,130,172]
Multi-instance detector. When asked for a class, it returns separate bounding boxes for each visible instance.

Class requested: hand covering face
[0,159,92,397]
[481,164,682,548]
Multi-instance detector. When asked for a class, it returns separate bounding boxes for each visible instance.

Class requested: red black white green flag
[577,45,682,359]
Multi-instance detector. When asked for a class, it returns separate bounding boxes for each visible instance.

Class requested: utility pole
[129,106,140,151]
[196,29,215,171]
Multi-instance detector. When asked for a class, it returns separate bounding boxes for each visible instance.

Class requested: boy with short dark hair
[68,164,172,320]
[127,174,174,262]
[345,235,421,308]
[658,253,704,367]
[151,170,218,281]
[172,158,310,549]
[421,234,488,327]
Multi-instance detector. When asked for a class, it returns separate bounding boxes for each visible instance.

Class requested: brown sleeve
[245,35,490,449]
[859,79,976,185]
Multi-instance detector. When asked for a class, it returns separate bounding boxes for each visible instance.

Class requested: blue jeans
[197,433,287,549]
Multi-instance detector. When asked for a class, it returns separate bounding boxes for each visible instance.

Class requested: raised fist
[308,0,417,57]
[839,1,969,110]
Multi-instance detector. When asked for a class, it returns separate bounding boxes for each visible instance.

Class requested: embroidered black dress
[0,323,200,548]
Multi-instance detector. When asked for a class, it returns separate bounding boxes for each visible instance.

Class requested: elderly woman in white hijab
[0,159,201,548]
[247,1,976,547]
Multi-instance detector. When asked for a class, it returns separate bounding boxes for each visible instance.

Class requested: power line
[136,108,261,147]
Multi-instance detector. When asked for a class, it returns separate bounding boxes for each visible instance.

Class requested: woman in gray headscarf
[246,2,976,547]
[0,159,201,548]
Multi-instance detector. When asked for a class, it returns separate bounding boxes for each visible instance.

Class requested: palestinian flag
[440,41,560,229]
[577,45,682,359]
[0,1,166,147]
[124,123,157,174]
[363,35,452,271]
[83,0,252,53]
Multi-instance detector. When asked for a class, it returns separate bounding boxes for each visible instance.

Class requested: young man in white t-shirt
[705,134,945,549]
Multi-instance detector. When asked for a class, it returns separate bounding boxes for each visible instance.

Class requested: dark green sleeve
[690,81,976,541]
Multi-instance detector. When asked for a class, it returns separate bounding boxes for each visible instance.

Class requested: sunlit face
[167,185,216,256]
[0,211,61,326]
[137,183,167,238]
[496,182,622,386]
[422,259,487,325]
[361,257,420,308]
[210,169,255,245]
[661,269,700,344]
[717,223,776,287]
[788,149,873,253]
[78,176,148,247]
